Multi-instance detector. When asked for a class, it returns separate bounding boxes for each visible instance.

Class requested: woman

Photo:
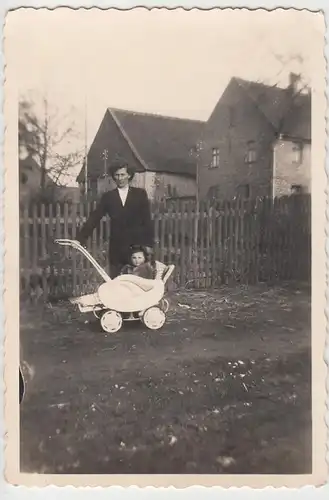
[76,158,154,278]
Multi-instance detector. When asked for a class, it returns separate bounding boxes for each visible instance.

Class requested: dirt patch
[20,282,311,474]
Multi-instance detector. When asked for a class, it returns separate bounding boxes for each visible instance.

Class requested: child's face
[131,251,145,267]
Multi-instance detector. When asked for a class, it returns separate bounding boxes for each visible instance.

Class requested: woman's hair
[108,158,135,181]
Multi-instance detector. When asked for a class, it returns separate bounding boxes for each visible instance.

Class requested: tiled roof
[235,77,311,140]
[109,108,204,177]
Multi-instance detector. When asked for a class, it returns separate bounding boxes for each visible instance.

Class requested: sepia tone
[3,7,327,488]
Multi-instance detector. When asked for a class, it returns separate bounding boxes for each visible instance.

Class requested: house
[76,108,203,201]
[272,91,311,197]
[19,154,81,205]
[199,73,311,200]
[19,155,56,204]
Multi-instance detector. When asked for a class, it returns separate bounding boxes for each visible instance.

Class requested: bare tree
[19,93,83,191]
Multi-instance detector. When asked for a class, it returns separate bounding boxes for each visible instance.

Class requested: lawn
[20,282,311,474]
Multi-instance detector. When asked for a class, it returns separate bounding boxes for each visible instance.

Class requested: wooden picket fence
[19,194,311,299]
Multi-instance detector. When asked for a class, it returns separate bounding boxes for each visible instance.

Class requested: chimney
[288,72,301,94]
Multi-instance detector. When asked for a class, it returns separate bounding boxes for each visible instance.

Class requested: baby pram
[55,239,175,333]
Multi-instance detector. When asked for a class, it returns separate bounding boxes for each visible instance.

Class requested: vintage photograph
[3,7,327,488]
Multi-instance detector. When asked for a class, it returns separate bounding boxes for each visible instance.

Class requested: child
[120,245,155,279]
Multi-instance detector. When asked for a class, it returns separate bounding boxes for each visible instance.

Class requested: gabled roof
[108,108,204,177]
[234,77,311,140]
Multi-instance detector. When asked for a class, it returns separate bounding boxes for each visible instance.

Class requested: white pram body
[55,239,175,333]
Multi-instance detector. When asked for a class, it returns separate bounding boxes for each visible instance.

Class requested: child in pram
[120,245,155,279]
[55,239,173,333]
[120,245,167,281]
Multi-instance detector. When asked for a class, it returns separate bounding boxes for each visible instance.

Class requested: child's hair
[129,244,152,263]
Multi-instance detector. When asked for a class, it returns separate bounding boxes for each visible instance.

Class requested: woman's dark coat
[76,187,154,275]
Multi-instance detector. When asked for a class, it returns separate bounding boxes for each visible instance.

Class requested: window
[291,184,304,195]
[292,142,304,164]
[245,141,257,164]
[211,148,220,168]
[237,184,250,199]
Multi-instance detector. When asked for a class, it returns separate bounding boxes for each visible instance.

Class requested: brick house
[199,73,311,200]
[272,95,311,197]
[76,108,203,201]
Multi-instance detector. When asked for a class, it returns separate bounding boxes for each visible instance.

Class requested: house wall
[273,139,311,197]
[134,172,196,201]
[199,79,275,201]
[155,172,196,200]
[95,171,196,201]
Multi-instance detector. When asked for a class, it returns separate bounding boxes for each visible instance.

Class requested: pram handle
[162,264,175,284]
[55,239,111,283]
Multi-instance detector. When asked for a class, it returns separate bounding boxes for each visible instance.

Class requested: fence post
[71,203,78,295]
[216,201,224,285]
[199,201,206,288]
[63,203,69,258]
[205,200,211,287]
[159,201,166,264]
[210,205,217,288]
[186,201,193,286]
[180,200,187,287]
[40,203,48,300]
[32,203,38,274]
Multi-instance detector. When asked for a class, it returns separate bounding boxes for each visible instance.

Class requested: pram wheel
[93,308,103,319]
[100,310,123,333]
[142,306,166,330]
[160,298,169,313]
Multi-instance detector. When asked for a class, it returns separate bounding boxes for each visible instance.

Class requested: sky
[6,7,323,184]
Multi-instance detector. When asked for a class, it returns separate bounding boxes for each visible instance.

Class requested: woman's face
[131,251,145,267]
[113,167,130,188]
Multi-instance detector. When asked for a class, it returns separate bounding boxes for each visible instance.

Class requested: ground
[20,282,311,475]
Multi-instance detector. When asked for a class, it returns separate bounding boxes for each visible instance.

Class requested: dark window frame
[245,140,257,164]
[291,184,304,194]
[211,147,220,168]
[292,142,304,164]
